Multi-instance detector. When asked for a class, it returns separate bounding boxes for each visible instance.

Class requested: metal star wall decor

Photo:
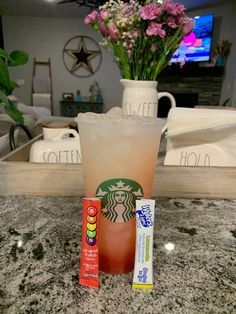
[63,36,102,77]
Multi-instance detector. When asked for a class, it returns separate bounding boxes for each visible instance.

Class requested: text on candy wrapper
[137,204,153,228]
[137,267,149,283]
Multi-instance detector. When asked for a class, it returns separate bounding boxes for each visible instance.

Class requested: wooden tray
[0,135,236,199]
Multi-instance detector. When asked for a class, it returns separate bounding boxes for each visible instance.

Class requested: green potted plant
[0,48,28,123]
[0,48,29,156]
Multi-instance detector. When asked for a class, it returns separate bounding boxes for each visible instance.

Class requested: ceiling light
[58,0,107,9]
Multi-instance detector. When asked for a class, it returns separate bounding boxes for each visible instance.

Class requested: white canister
[30,129,82,163]
[42,121,70,140]
[120,79,176,118]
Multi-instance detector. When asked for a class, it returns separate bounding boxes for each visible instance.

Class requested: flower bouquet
[85,0,194,80]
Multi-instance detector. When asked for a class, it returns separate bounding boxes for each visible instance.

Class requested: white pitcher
[120,79,176,118]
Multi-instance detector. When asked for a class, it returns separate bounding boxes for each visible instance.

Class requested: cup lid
[42,121,70,129]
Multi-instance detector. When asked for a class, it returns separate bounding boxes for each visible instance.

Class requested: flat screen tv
[170,14,214,63]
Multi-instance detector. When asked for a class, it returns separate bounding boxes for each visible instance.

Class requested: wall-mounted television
[170,14,214,63]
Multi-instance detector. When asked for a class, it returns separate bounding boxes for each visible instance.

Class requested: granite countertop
[0,196,235,314]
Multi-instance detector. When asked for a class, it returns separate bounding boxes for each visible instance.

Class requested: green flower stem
[130,24,184,80]
[152,26,184,78]
[131,35,146,80]
[153,52,167,79]
[164,24,183,54]
[93,19,185,81]
[113,42,131,79]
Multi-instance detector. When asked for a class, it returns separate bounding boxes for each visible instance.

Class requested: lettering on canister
[179,151,211,166]
[124,101,156,116]
[42,150,81,163]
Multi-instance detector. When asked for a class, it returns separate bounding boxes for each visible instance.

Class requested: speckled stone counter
[0,196,235,314]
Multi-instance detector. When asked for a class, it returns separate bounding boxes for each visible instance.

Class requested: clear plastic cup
[76,107,164,274]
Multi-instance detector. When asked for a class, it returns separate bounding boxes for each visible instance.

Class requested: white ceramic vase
[120,79,176,118]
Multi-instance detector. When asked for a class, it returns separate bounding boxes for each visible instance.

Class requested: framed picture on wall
[63,93,74,101]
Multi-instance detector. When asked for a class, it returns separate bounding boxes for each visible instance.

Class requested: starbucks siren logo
[96,178,143,223]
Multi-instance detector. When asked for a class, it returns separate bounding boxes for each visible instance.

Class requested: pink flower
[162,1,178,15]
[175,3,185,16]
[84,10,99,24]
[122,0,137,17]
[99,21,109,36]
[146,22,166,38]
[133,30,139,38]
[182,18,195,35]
[162,1,186,17]
[108,21,119,40]
[140,3,161,20]
[100,10,109,20]
[167,16,178,28]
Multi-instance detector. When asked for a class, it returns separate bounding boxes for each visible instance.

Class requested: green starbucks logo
[96,178,143,223]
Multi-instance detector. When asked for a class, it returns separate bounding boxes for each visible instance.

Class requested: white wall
[189,0,236,106]
[2,16,123,115]
[2,0,236,113]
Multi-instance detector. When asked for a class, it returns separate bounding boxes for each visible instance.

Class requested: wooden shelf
[60,101,103,117]
[1,136,236,199]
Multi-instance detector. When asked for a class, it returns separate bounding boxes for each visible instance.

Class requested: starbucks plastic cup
[76,107,164,274]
